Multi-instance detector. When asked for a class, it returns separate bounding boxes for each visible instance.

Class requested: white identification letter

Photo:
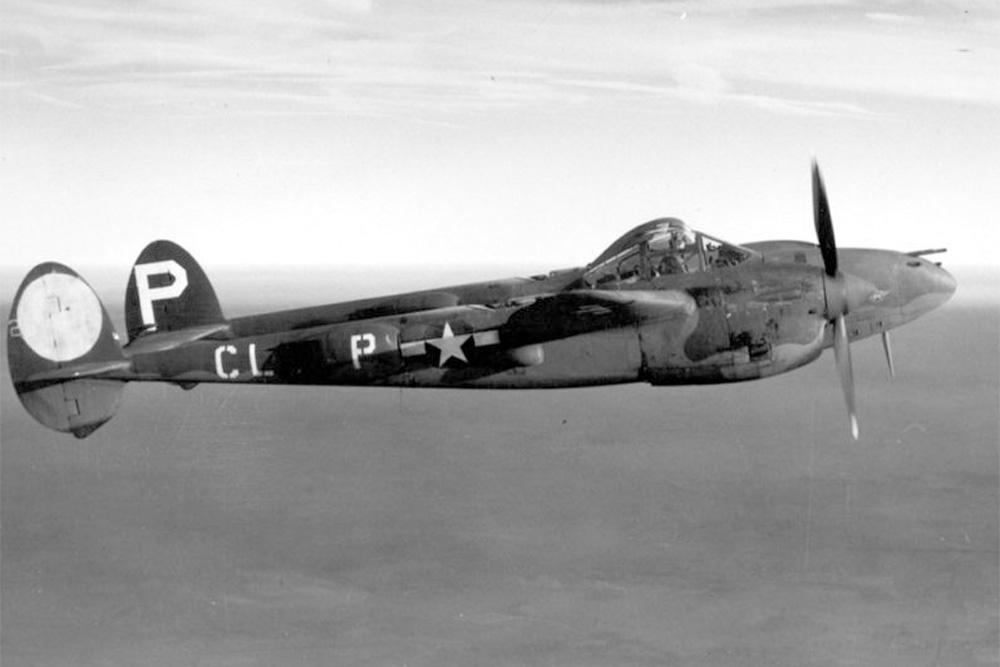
[134,260,189,327]
[214,344,239,379]
[249,343,262,377]
[350,333,376,370]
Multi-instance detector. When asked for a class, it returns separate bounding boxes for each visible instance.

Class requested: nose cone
[931,263,957,297]
[898,257,956,319]
[837,249,956,336]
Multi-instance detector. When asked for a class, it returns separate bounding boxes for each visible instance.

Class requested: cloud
[2,0,998,120]
[865,12,924,25]
[1,0,377,102]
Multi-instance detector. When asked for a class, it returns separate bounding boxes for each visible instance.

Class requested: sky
[1,0,998,274]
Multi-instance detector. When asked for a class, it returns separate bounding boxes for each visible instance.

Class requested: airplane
[7,163,955,439]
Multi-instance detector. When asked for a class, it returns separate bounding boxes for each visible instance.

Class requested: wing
[499,289,696,347]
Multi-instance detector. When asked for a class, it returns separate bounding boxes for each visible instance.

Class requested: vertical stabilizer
[7,263,128,437]
[125,240,225,342]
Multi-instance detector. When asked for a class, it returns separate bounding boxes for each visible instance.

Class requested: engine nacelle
[639,278,828,386]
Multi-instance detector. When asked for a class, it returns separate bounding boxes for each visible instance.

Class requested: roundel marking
[16,273,103,362]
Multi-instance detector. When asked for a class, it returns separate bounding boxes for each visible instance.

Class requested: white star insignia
[427,322,472,366]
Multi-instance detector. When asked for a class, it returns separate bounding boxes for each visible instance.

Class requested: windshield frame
[583,219,758,287]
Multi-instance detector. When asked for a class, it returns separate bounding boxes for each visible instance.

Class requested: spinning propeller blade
[812,161,860,440]
[834,313,859,440]
[812,160,838,278]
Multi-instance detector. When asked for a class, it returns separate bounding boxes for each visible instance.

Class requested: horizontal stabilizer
[123,322,231,354]
[20,359,132,388]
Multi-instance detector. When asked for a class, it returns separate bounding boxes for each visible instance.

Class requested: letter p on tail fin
[7,263,129,438]
[125,240,225,342]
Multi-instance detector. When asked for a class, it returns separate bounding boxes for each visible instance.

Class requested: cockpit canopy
[583,218,757,287]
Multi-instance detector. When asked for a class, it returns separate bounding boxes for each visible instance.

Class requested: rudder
[7,263,128,438]
[125,240,225,342]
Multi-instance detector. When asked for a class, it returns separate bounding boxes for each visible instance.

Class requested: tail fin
[125,240,225,342]
[7,263,129,438]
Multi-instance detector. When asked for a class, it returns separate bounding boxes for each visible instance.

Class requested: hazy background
[1,269,997,666]
[2,0,999,271]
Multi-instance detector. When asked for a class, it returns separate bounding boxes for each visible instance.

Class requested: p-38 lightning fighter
[8,164,955,439]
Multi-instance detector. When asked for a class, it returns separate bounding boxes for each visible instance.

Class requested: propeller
[812,161,867,440]
[812,161,838,279]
